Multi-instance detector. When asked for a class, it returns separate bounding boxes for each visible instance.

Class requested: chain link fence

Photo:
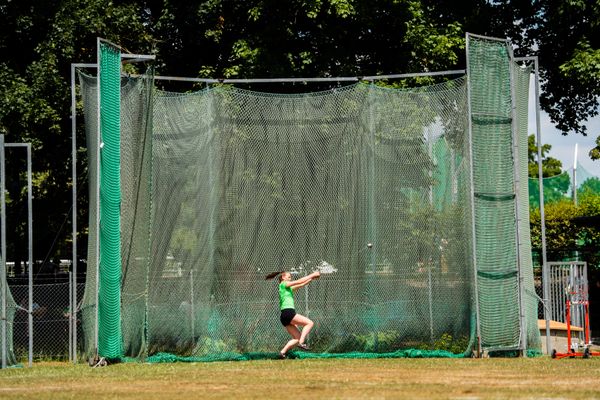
[8,274,85,362]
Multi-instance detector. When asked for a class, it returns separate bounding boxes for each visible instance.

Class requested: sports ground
[1,358,599,399]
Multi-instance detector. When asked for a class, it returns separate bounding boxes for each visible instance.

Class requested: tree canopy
[0,0,598,268]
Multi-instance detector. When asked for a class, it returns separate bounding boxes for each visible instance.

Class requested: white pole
[530,58,551,354]
[465,33,482,356]
[0,134,6,369]
[26,144,32,367]
[70,63,78,363]
[508,45,527,357]
[427,128,434,343]
[94,38,102,357]
[190,270,195,342]
[573,143,578,206]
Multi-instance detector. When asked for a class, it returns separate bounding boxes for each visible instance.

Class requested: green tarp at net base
[131,349,467,363]
[78,35,541,362]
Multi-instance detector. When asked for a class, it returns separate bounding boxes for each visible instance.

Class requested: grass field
[1,357,600,399]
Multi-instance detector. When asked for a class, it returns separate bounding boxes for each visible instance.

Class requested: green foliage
[352,330,401,352]
[527,135,563,178]
[578,177,600,198]
[416,333,469,354]
[530,193,600,255]
[0,0,153,265]
[529,172,571,207]
[530,199,578,250]
[521,1,600,153]
[1,0,598,270]
[192,337,235,356]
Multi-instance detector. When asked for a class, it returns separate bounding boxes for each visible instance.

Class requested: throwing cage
[62,33,544,364]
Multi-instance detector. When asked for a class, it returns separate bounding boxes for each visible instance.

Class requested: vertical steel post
[465,33,482,356]
[69,270,73,362]
[573,143,578,206]
[190,270,195,342]
[531,57,551,354]
[0,134,6,369]
[26,143,32,367]
[70,63,78,363]
[94,38,102,357]
[427,128,434,343]
[367,82,378,350]
[508,45,527,356]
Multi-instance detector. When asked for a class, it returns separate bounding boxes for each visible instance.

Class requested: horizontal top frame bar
[122,54,156,64]
[127,69,466,84]
[72,63,98,69]
[514,56,537,61]
[73,64,466,82]
[97,37,155,63]
[466,32,508,43]
[4,143,31,148]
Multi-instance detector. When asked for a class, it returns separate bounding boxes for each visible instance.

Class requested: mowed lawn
[1,357,600,399]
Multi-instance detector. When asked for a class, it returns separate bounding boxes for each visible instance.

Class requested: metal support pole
[367,83,378,351]
[0,134,6,369]
[573,143,578,206]
[26,144,32,367]
[428,264,434,343]
[190,270,195,342]
[71,62,96,363]
[305,268,309,317]
[69,270,73,362]
[70,63,77,363]
[427,128,434,343]
[531,57,551,355]
[508,46,527,356]
[465,33,482,356]
[94,38,102,357]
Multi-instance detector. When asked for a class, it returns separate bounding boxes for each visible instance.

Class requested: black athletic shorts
[280,308,296,326]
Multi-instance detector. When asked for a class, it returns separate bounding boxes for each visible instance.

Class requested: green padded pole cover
[98,41,122,359]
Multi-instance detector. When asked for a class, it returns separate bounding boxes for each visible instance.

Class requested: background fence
[7,272,85,363]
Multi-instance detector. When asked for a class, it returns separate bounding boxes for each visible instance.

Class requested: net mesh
[1,255,17,367]
[77,36,541,361]
[529,163,600,210]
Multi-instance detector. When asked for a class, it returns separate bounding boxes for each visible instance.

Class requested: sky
[527,79,600,178]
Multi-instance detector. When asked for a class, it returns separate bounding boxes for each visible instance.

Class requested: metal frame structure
[0,136,33,368]
[514,55,550,355]
[69,40,155,363]
[68,34,546,363]
[464,32,482,356]
[547,261,599,359]
[507,43,527,356]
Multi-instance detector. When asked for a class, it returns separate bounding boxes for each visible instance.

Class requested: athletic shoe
[278,352,287,359]
[298,343,310,351]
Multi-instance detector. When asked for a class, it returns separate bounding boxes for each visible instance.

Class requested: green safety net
[529,163,600,210]
[529,172,572,207]
[513,59,541,352]
[78,36,540,362]
[98,42,122,359]
[575,163,600,198]
[467,36,540,351]
[0,255,17,367]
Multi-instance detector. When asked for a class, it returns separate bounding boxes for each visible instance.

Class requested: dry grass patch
[1,357,599,399]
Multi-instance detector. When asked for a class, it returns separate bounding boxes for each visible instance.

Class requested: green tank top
[279,282,295,310]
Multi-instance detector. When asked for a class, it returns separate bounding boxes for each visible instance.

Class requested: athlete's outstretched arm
[283,271,320,287]
[291,279,313,290]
